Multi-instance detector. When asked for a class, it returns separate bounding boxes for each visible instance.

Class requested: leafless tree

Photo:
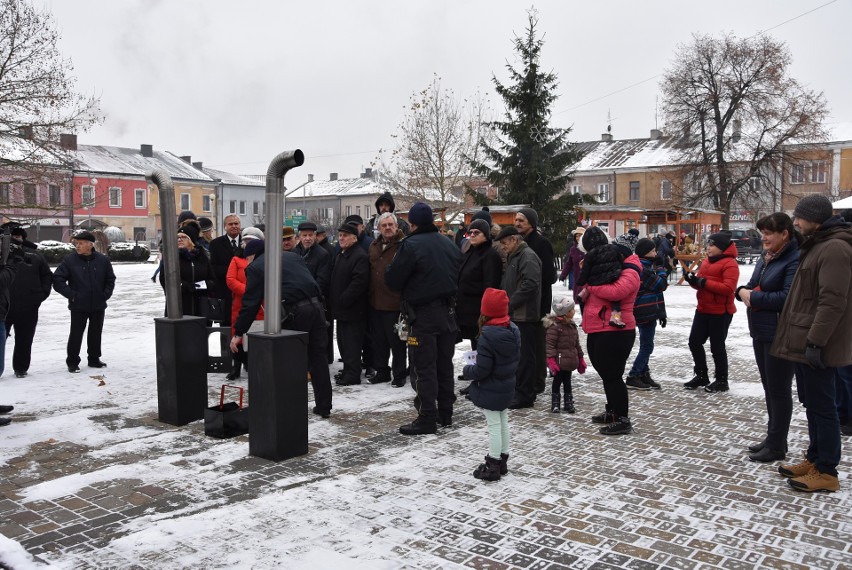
[377,75,492,224]
[661,33,828,227]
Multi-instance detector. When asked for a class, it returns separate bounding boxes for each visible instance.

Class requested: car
[729,228,761,252]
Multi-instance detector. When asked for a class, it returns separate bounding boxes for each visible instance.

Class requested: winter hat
[707,231,732,251]
[177,211,197,225]
[72,229,96,243]
[11,226,27,239]
[375,192,395,212]
[316,224,327,235]
[635,238,657,259]
[580,226,609,253]
[480,287,509,319]
[337,222,359,236]
[242,239,264,258]
[613,232,639,258]
[344,214,364,226]
[178,223,200,245]
[198,217,214,232]
[281,226,295,238]
[517,207,539,229]
[552,297,575,317]
[241,227,264,241]
[495,226,519,241]
[628,228,640,237]
[407,202,433,227]
[793,194,833,224]
[570,226,586,237]
[467,219,491,239]
[297,221,317,232]
[471,207,493,226]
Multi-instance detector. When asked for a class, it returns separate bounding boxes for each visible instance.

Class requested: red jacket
[582,256,641,334]
[692,243,739,315]
[226,257,264,335]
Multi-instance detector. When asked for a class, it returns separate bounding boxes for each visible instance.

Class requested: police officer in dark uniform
[230,249,333,418]
[386,202,461,435]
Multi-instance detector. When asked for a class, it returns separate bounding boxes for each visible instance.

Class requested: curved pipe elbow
[146,169,174,193]
[266,149,304,180]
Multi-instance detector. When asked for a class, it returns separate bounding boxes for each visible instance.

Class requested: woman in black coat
[159,223,213,317]
[456,219,503,350]
[735,212,801,463]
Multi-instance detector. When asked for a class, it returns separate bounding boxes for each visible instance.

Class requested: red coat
[692,243,739,315]
[581,257,641,334]
[226,257,264,335]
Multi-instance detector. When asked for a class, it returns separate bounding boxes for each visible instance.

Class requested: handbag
[204,385,249,439]
[200,297,226,322]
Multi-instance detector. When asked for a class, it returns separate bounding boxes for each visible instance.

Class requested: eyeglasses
[177,236,189,241]
[468,230,482,237]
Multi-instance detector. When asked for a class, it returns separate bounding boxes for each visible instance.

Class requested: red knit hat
[480,288,509,319]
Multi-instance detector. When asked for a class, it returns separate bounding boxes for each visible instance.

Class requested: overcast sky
[46,0,852,188]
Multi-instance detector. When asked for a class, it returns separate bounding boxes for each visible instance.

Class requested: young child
[462,288,520,482]
[625,238,668,390]
[544,298,586,413]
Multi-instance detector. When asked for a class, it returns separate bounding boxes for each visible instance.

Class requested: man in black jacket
[209,214,243,326]
[515,208,556,394]
[386,202,461,435]
[294,221,331,300]
[331,223,370,386]
[5,229,52,378]
[365,192,410,238]
[52,230,116,373]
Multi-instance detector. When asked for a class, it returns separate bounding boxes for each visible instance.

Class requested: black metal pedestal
[154,316,208,426]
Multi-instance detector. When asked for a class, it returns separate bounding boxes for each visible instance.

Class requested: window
[597,183,610,203]
[660,180,672,200]
[109,187,121,207]
[811,161,826,183]
[253,201,260,215]
[345,205,352,216]
[0,183,8,203]
[365,205,371,218]
[239,201,246,215]
[82,185,95,207]
[180,193,190,211]
[202,195,212,212]
[135,188,147,209]
[229,200,236,214]
[791,165,805,184]
[748,177,762,193]
[23,184,36,205]
[571,185,581,195]
[629,181,640,201]
[356,205,361,217]
[49,185,61,206]
[133,227,147,241]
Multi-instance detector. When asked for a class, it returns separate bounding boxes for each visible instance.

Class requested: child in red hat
[462,288,520,482]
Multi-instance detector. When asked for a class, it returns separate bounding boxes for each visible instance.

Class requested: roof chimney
[141,144,153,157]
[601,133,613,142]
[18,126,33,139]
[192,161,203,170]
[650,129,662,140]
[59,133,78,150]
[180,156,191,164]
[307,174,314,183]
[330,173,338,181]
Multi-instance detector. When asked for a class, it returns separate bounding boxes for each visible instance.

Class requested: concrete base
[155,316,209,426]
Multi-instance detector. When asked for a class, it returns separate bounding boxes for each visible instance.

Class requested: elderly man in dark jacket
[386,202,461,435]
[772,195,852,493]
[294,221,331,300]
[5,230,52,378]
[498,226,542,409]
[331,223,370,386]
[53,230,116,373]
[515,208,556,394]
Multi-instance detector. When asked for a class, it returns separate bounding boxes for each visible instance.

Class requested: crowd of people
[2,193,851,493]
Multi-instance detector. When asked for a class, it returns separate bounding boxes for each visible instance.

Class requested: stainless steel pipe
[146,169,182,318]
[263,150,305,333]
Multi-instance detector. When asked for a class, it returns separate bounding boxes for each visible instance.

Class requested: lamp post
[87,177,97,230]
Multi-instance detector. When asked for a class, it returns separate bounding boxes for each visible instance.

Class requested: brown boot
[788,469,840,492]
[778,455,815,478]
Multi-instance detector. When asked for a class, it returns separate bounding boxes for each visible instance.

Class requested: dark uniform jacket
[53,251,116,312]
[330,245,370,321]
[385,224,461,306]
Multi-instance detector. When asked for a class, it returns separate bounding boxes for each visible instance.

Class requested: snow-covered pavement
[0,263,850,569]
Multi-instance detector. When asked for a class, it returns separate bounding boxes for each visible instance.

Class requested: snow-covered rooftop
[0,134,67,166]
[285,176,393,199]
[73,145,214,182]
[570,137,682,172]
[202,167,264,187]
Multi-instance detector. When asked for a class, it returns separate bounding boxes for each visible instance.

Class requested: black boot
[226,357,242,381]
[642,371,661,390]
[563,392,575,414]
[683,370,710,390]
[499,453,509,476]
[705,375,729,393]
[551,389,561,413]
[399,415,437,436]
[473,455,501,481]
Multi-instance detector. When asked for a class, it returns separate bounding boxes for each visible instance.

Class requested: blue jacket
[53,251,116,312]
[463,322,520,411]
[737,240,799,343]
[633,258,668,325]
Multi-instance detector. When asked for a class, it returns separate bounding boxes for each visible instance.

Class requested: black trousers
[552,370,573,398]
[688,311,733,378]
[67,310,105,367]
[752,339,794,452]
[326,308,334,364]
[514,321,538,404]
[535,320,547,393]
[587,329,635,418]
[285,300,332,412]
[5,308,40,373]
[370,309,408,381]
[337,319,366,383]
[409,300,457,419]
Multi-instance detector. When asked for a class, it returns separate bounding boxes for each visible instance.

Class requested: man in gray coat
[497,226,541,409]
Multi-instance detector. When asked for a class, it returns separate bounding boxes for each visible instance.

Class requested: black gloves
[805,344,825,370]
[659,318,667,328]
[684,273,706,288]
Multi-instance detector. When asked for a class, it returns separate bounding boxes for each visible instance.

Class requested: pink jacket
[581,258,641,334]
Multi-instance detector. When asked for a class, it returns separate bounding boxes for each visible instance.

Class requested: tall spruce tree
[470,11,583,249]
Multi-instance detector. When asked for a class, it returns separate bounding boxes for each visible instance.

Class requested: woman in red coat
[683,232,740,393]
[225,238,265,379]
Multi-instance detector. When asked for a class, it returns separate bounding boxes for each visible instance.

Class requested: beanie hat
[178,223,200,246]
[177,211,197,225]
[552,297,575,317]
[337,222,359,236]
[635,238,656,259]
[408,202,433,227]
[793,194,833,224]
[495,226,519,241]
[613,232,639,259]
[471,208,493,226]
[72,229,96,243]
[198,217,214,232]
[281,226,295,238]
[628,228,640,237]
[708,231,732,251]
[241,227,264,241]
[480,287,509,319]
[517,207,539,229]
[580,226,609,253]
[242,239,264,258]
[467,219,491,239]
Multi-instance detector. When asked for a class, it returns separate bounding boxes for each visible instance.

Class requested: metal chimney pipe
[146,169,182,318]
[264,149,305,333]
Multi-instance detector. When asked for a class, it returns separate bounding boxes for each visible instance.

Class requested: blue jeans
[628,321,656,376]
[0,321,6,377]
[797,364,841,476]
